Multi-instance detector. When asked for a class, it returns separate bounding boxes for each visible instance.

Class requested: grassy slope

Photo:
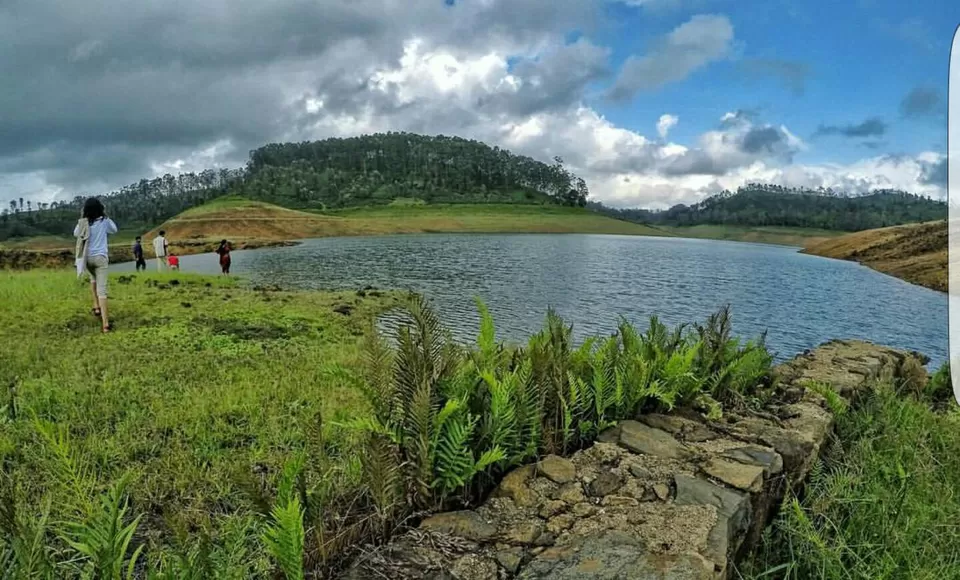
[742,383,960,579]
[801,220,947,291]
[657,224,844,247]
[148,197,670,242]
[0,270,402,574]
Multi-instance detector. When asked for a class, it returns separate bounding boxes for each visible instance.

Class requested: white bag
[76,256,86,279]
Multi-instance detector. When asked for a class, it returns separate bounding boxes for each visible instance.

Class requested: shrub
[344,297,775,555]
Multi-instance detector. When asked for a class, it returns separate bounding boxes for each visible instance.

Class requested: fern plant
[262,456,306,580]
[59,473,145,580]
[261,497,305,580]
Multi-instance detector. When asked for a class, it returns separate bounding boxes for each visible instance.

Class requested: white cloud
[608,14,734,100]
[1,0,946,213]
[657,114,678,139]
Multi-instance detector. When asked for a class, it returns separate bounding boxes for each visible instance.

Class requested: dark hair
[135,236,141,241]
[159,230,166,236]
[82,197,105,224]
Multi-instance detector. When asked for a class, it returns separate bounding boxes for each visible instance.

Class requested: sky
[0,0,955,209]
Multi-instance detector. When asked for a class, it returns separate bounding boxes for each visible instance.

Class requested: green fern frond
[433,412,477,496]
[262,496,305,580]
[60,473,144,580]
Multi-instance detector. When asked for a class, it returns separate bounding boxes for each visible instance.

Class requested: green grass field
[0,271,404,576]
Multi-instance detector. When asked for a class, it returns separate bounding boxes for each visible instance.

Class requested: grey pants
[86,254,109,298]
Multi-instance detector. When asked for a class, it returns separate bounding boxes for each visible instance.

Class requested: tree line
[0,133,587,241]
[590,183,946,231]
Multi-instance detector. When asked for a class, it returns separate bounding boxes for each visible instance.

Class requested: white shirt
[153,236,167,257]
[73,217,117,258]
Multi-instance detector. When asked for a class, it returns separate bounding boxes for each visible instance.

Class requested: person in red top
[167,254,180,270]
[216,239,232,275]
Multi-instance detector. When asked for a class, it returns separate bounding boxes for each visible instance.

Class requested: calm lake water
[117,234,947,366]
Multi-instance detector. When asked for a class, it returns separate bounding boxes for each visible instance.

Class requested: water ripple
[116,234,947,366]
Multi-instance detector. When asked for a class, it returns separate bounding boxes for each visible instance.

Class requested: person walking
[74,197,117,333]
[133,236,146,271]
[216,239,232,275]
[152,230,168,271]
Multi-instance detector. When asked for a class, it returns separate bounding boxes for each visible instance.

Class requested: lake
[118,234,948,366]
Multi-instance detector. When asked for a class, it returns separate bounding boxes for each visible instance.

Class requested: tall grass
[740,376,960,580]
[1,271,775,578]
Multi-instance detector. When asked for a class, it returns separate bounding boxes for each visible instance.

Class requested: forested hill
[0,133,588,241]
[591,184,946,232]
[237,133,589,209]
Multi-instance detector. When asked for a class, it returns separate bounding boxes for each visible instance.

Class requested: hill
[149,197,668,244]
[801,220,947,291]
[0,133,589,243]
[593,184,946,232]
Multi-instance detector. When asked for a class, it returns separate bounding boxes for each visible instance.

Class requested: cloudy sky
[0,0,954,209]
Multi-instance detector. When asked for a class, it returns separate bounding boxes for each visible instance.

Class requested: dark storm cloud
[814,117,887,138]
[0,0,601,199]
[740,59,811,95]
[659,151,727,176]
[740,126,786,153]
[900,86,944,118]
[920,158,947,187]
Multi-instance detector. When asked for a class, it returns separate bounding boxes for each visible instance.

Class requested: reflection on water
[115,234,947,366]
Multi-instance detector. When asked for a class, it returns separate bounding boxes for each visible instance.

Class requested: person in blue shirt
[133,236,146,271]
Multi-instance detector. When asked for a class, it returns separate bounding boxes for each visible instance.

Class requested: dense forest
[0,133,587,241]
[590,183,946,231]
[239,133,588,208]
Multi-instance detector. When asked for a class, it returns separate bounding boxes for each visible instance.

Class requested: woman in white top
[74,197,118,332]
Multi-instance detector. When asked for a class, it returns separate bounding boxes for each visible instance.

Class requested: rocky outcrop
[342,340,924,580]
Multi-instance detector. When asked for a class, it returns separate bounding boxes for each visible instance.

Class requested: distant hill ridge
[0,132,947,242]
[591,183,945,232]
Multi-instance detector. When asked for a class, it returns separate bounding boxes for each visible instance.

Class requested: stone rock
[652,483,671,501]
[504,520,546,545]
[556,482,586,505]
[584,442,623,465]
[450,554,498,580]
[571,502,597,518]
[496,548,524,575]
[726,419,814,477]
[538,455,577,484]
[674,475,751,567]
[703,458,765,493]
[495,465,538,507]
[547,514,576,534]
[534,532,556,547]
[618,420,692,460]
[601,495,639,508]
[587,472,624,497]
[782,403,834,445]
[538,500,566,519]
[517,531,714,580]
[641,414,717,443]
[420,511,497,543]
[720,446,784,476]
[597,425,621,444]
[629,464,654,479]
